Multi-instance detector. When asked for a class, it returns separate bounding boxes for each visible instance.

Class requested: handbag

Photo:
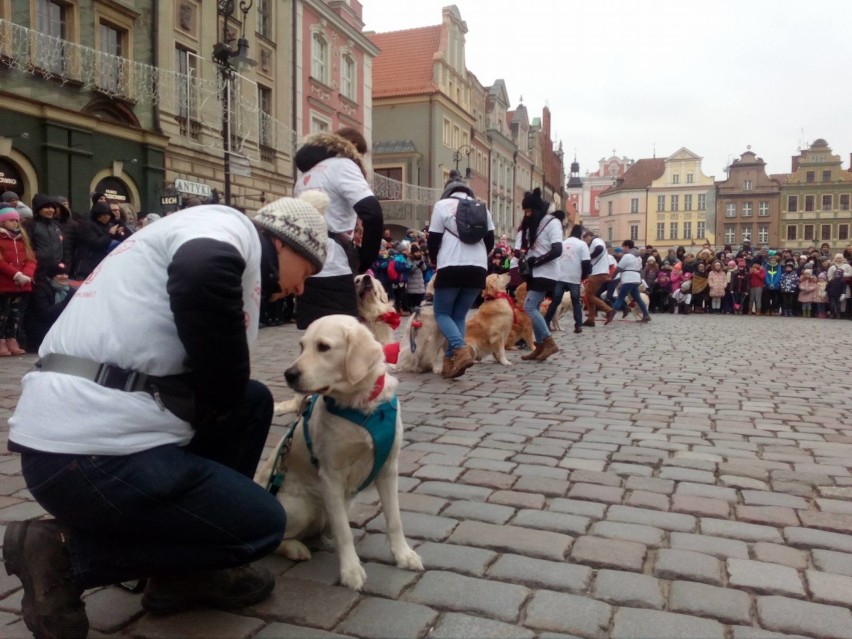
[518,254,532,279]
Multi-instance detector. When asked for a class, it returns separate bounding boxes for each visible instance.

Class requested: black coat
[75,220,132,279]
[26,216,64,272]
[24,277,74,352]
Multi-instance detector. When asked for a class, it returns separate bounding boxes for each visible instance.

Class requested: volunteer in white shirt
[545,220,591,334]
[293,129,384,329]
[4,194,329,639]
[517,188,562,362]
[606,239,651,324]
[582,230,615,326]
[427,173,495,379]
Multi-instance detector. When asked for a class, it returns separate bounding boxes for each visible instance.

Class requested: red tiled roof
[370,26,442,98]
[601,158,665,195]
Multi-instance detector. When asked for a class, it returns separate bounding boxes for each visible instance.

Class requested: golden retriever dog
[398,279,446,374]
[541,292,573,332]
[505,282,535,351]
[465,273,515,366]
[354,273,397,345]
[255,315,422,590]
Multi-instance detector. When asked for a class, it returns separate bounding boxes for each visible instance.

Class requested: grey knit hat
[253,191,329,271]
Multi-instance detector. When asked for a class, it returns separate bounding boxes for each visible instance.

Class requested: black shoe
[3,520,88,639]
[573,326,582,334]
[142,564,274,615]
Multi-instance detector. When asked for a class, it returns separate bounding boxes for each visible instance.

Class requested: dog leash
[266,396,311,494]
[408,294,434,353]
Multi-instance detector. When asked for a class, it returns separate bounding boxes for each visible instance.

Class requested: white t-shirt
[429,194,495,269]
[618,252,643,284]
[589,238,610,276]
[525,215,563,281]
[558,236,591,284]
[294,156,374,277]
[9,206,262,455]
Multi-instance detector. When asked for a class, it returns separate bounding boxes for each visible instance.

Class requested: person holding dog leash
[3,195,329,639]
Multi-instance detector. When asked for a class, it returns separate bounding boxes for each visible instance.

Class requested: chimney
[791,155,800,173]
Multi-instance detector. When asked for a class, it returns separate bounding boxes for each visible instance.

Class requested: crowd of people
[0,190,163,356]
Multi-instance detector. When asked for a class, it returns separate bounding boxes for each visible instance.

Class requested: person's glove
[13,272,31,286]
[526,256,538,268]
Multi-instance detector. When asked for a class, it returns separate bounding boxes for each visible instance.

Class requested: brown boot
[441,356,453,378]
[142,564,274,615]
[3,520,88,639]
[521,342,543,360]
[445,345,474,379]
[534,336,560,361]
[5,338,25,356]
[0,339,10,357]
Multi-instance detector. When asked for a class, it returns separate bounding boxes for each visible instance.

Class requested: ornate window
[311,32,329,84]
[340,53,356,101]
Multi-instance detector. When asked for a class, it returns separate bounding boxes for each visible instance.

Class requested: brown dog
[504,282,535,351]
[464,273,515,366]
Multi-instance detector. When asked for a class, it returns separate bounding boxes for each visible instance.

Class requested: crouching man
[3,194,329,639]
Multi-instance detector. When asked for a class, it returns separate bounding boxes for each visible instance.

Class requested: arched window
[311,33,329,84]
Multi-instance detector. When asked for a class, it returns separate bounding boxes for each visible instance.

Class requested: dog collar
[379,310,401,330]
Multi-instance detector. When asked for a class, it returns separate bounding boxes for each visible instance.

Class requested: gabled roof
[600,158,665,195]
[370,26,442,98]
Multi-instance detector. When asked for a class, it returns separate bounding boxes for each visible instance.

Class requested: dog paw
[274,398,301,415]
[395,548,424,571]
[278,539,312,561]
[339,562,367,591]
[498,358,512,366]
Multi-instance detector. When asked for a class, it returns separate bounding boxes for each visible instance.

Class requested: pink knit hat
[0,206,20,223]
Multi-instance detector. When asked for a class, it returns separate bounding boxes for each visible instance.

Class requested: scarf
[50,279,71,304]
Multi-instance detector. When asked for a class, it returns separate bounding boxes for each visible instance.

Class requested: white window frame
[744,179,752,191]
[741,227,751,242]
[683,221,692,240]
[697,221,706,239]
[686,173,694,184]
[630,224,639,241]
[725,203,736,217]
[698,193,706,210]
[759,201,769,216]
[671,195,679,212]
[758,225,769,244]
[725,225,735,244]
[672,173,680,184]
[742,202,752,217]
[340,52,356,101]
[311,31,330,85]
[657,195,665,212]
[684,194,692,211]
[656,223,665,240]
[310,111,332,134]
[630,198,639,214]
[670,222,678,239]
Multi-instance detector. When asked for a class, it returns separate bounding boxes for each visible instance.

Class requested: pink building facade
[295,0,379,149]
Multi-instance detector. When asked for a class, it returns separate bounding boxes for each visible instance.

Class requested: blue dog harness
[267,391,399,495]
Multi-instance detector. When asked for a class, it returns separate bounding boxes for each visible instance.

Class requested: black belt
[36,353,153,392]
[34,354,196,422]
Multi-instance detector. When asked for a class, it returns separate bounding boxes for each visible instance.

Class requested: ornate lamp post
[453,144,473,179]
[213,0,255,207]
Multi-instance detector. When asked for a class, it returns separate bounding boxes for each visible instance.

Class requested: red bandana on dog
[379,310,401,330]
[484,292,522,326]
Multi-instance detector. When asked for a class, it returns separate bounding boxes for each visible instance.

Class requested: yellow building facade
[646,148,716,250]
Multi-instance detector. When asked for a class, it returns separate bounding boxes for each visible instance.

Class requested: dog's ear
[345,324,385,385]
[498,273,511,290]
[376,282,389,305]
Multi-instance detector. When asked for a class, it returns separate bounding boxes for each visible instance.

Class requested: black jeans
[544,282,583,329]
[18,380,285,589]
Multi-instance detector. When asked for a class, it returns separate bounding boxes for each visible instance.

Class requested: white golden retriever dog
[397,279,446,374]
[255,315,422,590]
[354,273,396,345]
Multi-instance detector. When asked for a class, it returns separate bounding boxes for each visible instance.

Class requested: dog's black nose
[284,367,300,386]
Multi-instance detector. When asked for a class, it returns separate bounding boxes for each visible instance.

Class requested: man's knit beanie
[253,191,329,271]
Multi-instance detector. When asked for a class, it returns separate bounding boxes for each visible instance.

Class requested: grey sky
[362,0,852,180]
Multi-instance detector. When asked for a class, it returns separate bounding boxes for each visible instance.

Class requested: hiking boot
[445,345,474,379]
[441,356,453,378]
[142,564,274,615]
[534,336,559,361]
[521,342,542,360]
[3,520,88,639]
[640,316,651,323]
[573,326,582,334]
[582,319,595,327]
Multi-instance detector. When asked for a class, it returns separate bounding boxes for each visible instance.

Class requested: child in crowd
[779,260,799,317]
[749,262,766,315]
[797,269,818,318]
[816,273,828,318]
[672,274,692,314]
[707,260,727,314]
[0,207,36,356]
[730,260,749,314]
[826,269,846,319]
[690,262,709,313]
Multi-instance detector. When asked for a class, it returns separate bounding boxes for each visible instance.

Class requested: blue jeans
[18,380,286,589]
[433,286,480,356]
[544,282,583,329]
[612,282,650,317]
[523,288,550,342]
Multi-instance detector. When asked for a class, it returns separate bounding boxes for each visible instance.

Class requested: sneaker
[640,316,651,323]
[142,565,274,615]
[3,520,88,639]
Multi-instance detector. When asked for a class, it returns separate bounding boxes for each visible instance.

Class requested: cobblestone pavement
[1,314,852,638]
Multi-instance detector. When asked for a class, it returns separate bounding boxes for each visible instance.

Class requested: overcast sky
[362,0,852,181]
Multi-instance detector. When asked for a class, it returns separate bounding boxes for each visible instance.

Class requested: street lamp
[213,0,255,207]
[453,144,472,179]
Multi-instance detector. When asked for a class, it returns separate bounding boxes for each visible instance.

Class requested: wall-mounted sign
[174,179,212,198]
[0,158,24,195]
[160,195,180,206]
[96,177,130,203]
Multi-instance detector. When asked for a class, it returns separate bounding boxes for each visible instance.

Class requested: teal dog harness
[267,392,399,495]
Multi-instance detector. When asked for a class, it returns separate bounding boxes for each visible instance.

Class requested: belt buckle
[96,364,131,390]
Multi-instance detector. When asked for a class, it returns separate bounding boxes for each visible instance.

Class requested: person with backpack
[427,172,494,379]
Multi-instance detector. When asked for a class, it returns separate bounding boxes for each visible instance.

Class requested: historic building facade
[715,149,781,249]
[779,139,852,251]
[0,1,166,214]
[597,158,665,247]
[565,152,634,236]
[647,148,716,250]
